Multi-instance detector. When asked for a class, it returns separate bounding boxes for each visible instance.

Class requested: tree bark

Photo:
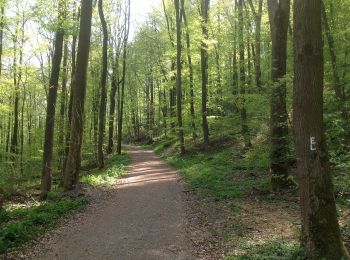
[117,0,130,155]
[181,0,196,140]
[64,0,93,190]
[268,0,291,190]
[293,0,349,258]
[238,0,251,148]
[97,0,108,168]
[175,0,185,154]
[41,0,65,198]
[247,0,263,92]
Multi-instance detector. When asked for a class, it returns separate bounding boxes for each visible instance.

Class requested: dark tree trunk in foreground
[64,0,93,190]
[238,0,251,148]
[200,0,210,147]
[293,0,349,258]
[97,0,108,168]
[175,0,185,154]
[117,0,130,155]
[40,0,65,198]
[268,0,290,190]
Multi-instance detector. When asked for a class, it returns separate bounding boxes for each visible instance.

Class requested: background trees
[0,0,349,257]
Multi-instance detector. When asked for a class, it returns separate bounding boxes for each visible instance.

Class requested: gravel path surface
[30,146,197,260]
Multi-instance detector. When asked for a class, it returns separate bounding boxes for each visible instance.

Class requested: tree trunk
[181,0,196,140]
[238,0,251,148]
[107,54,119,154]
[63,0,93,190]
[321,2,350,145]
[174,0,185,154]
[117,0,130,155]
[248,0,263,92]
[41,0,65,198]
[268,0,291,190]
[97,0,108,169]
[59,40,68,175]
[200,0,210,147]
[293,0,349,258]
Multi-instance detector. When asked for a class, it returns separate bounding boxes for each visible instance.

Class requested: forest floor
[6,146,199,260]
[3,142,350,259]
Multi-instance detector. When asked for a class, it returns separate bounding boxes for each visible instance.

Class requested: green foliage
[0,197,87,254]
[81,152,130,187]
[146,135,270,199]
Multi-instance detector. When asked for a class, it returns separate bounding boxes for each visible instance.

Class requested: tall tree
[321,2,350,145]
[181,0,196,140]
[116,0,130,155]
[175,0,185,154]
[64,0,93,190]
[97,0,108,168]
[200,0,210,147]
[41,0,65,197]
[267,0,291,190]
[293,0,349,258]
[238,0,251,148]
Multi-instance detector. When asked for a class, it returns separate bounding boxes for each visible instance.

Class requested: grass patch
[144,136,270,199]
[81,151,130,187]
[0,196,87,254]
[227,240,306,260]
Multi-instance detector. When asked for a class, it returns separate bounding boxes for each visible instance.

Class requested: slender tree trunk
[293,0,349,258]
[200,0,210,147]
[117,0,130,155]
[97,0,108,168]
[107,54,119,154]
[175,0,185,154]
[238,0,251,148]
[248,0,263,92]
[64,0,93,190]
[64,6,79,172]
[59,40,68,176]
[321,2,350,145]
[181,0,196,139]
[268,0,291,190]
[41,0,65,198]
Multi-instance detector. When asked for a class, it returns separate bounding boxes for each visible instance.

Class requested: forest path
[31,146,197,260]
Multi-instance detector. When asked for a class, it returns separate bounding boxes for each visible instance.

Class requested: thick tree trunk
[175,0,185,154]
[268,0,291,190]
[200,0,210,147]
[117,0,130,155]
[293,0,349,258]
[97,0,108,169]
[63,0,93,190]
[41,0,65,198]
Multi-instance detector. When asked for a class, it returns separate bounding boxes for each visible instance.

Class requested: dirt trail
[29,146,197,260]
